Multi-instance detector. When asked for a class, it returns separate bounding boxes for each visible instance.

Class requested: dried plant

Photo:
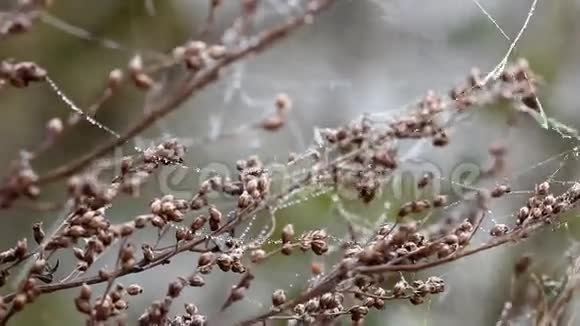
[1,0,580,325]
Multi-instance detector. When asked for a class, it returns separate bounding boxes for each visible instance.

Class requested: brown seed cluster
[0,60,47,88]
[0,1,53,37]
[0,239,28,286]
[397,195,447,218]
[515,181,576,226]
[75,282,139,321]
[169,303,207,326]
[0,153,39,208]
[299,60,540,207]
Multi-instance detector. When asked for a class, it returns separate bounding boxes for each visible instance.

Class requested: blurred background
[1,0,580,325]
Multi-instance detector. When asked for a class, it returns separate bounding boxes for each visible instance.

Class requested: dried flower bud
[281,224,294,244]
[80,283,92,300]
[190,215,207,232]
[535,181,550,195]
[271,289,286,306]
[167,280,184,298]
[190,196,206,210]
[141,244,155,262]
[209,206,222,224]
[491,184,511,198]
[433,195,447,207]
[281,243,293,256]
[74,297,91,314]
[15,238,27,258]
[114,300,128,310]
[191,314,207,326]
[294,304,305,315]
[30,258,46,275]
[108,69,123,90]
[216,254,233,272]
[198,252,214,267]
[32,222,45,245]
[311,239,328,255]
[188,274,205,287]
[126,284,143,296]
[490,224,509,236]
[134,215,150,229]
[238,191,253,209]
[437,244,453,258]
[432,131,449,146]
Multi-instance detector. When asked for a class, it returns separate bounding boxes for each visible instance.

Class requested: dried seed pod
[190,215,208,232]
[294,304,305,315]
[190,196,206,210]
[185,303,198,315]
[114,300,128,310]
[175,227,188,242]
[15,239,27,258]
[543,195,556,206]
[75,297,91,314]
[32,222,45,245]
[271,289,286,306]
[535,181,550,195]
[437,244,453,258]
[167,280,184,298]
[188,275,205,287]
[433,195,448,208]
[209,206,222,224]
[216,254,233,272]
[198,252,214,267]
[432,131,449,146]
[191,314,207,326]
[238,191,253,209]
[281,243,293,256]
[443,234,458,245]
[79,283,92,300]
[126,284,143,296]
[281,224,294,244]
[491,184,511,198]
[134,215,150,229]
[517,206,530,223]
[490,223,509,236]
[311,239,328,255]
[417,174,432,189]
